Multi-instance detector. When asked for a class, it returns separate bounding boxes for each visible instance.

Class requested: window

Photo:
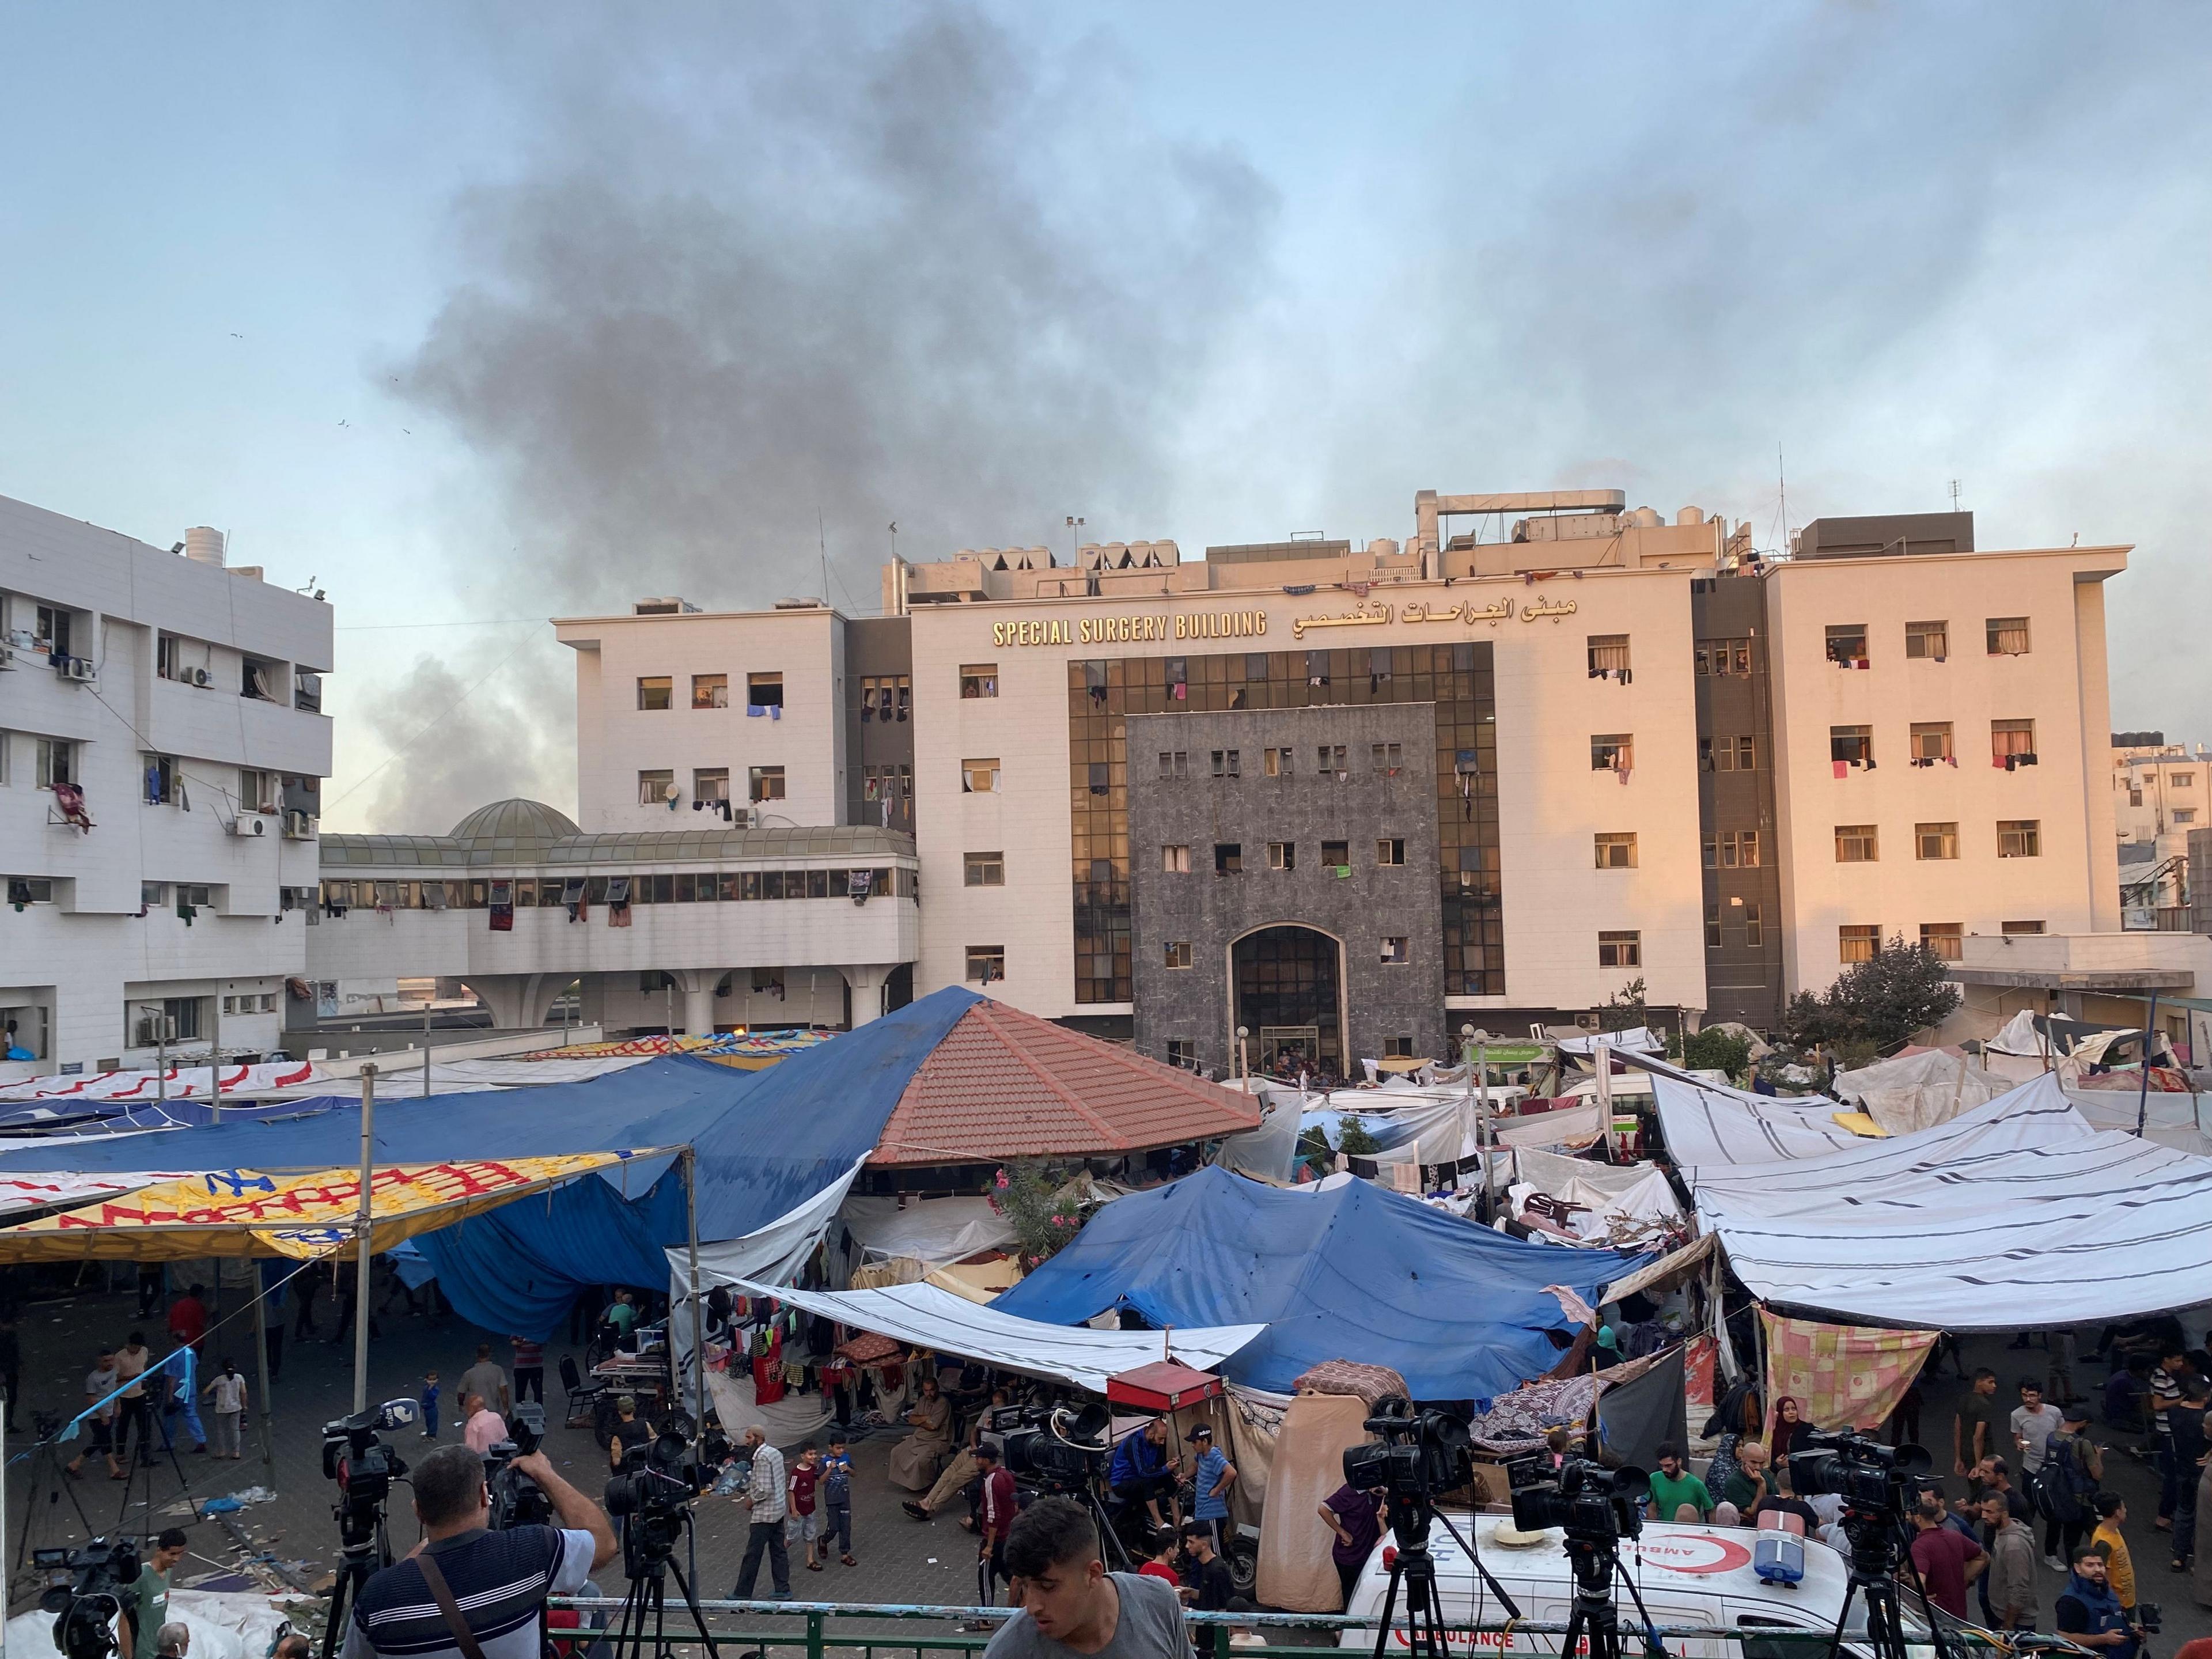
[964,850,1005,887]
[1835,824,1878,863]
[1702,736,1756,772]
[1586,634,1630,676]
[860,673,910,722]
[6,877,54,906]
[1986,616,2031,656]
[745,672,785,712]
[1166,1039,1195,1070]
[1157,751,1189,781]
[1317,744,1347,774]
[36,738,75,789]
[1086,762,1109,796]
[1164,941,1194,970]
[156,634,184,681]
[1267,841,1295,872]
[295,671,322,713]
[1371,742,1403,773]
[1906,620,1949,660]
[960,663,998,699]
[1695,638,1752,676]
[1161,843,1190,873]
[1263,747,1293,777]
[693,767,729,803]
[961,758,1000,794]
[1830,725,1873,767]
[687,673,727,709]
[1910,722,1953,763]
[2176,772,2195,789]
[33,604,70,657]
[1380,936,1408,965]
[1839,924,1880,963]
[964,946,1005,984]
[1915,821,1959,861]
[1382,1036,1413,1058]
[1702,835,1717,869]
[1377,838,1406,866]
[1590,734,1633,772]
[141,881,166,907]
[1921,922,1964,961]
[2002,919,2046,937]
[637,676,672,710]
[1706,903,1722,949]
[2177,809,2198,825]
[1321,840,1349,872]
[635,770,674,806]
[1998,819,2041,858]
[1992,719,2036,764]
[749,766,787,802]
[1210,749,1241,778]
[2129,788,2143,806]
[1736,736,1756,771]
[1597,930,1641,968]
[1825,623,1868,666]
[1594,832,1638,869]
[241,655,279,701]
[142,753,179,805]
[1744,903,1763,948]
[238,768,276,813]
[1719,829,1760,867]
[1214,843,1241,874]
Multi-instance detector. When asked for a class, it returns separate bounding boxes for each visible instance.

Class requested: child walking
[788,1441,824,1571]
[822,1433,855,1566]
[202,1358,247,1458]
[420,1370,440,1438]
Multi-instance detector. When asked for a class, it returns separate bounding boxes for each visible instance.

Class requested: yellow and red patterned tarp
[0,1154,623,1261]
[1760,1308,1938,1433]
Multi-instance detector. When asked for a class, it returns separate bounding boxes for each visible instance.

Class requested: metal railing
[550,1596,2065,1659]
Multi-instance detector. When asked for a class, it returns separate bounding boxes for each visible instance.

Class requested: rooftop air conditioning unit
[228,816,267,838]
[63,658,97,683]
[283,810,316,840]
[190,666,211,687]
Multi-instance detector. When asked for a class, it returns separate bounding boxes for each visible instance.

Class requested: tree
[1601,977,1648,1035]
[988,1162,1087,1271]
[1780,937,1960,1050]
[1336,1115,1380,1156]
[1680,1026,1753,1080]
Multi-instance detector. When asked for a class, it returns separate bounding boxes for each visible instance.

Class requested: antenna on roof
[1950,478,1963,515]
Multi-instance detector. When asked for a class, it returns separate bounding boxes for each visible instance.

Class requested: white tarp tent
[1832,1048,2014,1135]
[1630,1054,1858,1165]
[839,1194,1016,1264]
[736,1278,1266,1393]
[1688,1074,2212,1327]
[1214,1089,1305,1185]
[1556,1028,1664,1058]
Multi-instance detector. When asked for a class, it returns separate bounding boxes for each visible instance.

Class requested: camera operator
[1107,1420,1175,1532]
[340,1442,615,1659]
[115,1530,187,1659]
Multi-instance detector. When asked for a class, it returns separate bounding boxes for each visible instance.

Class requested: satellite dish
[663,783,681,802]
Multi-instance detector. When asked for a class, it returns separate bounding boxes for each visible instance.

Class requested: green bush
[1681,1027,1753,1079]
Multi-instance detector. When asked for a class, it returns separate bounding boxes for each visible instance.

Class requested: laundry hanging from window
[606,874,633,927]
[488,878,514,932]
[560,876,586,922]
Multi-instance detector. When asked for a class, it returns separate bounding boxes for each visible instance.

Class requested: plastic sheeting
[1631,1054,1856,1166]
[1214,1090,1304,1185]
[840,1195,1014,1264]
[0,1060,321,1103]
[1832,1048,2013,1135]
[1691,1074,2212,1327]
[729,1278,1266,1394]
[1556,1028,1664,1057]
[993,1165,1644,1400]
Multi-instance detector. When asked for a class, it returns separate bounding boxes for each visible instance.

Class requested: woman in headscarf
[1769,1395,1809,1464]
[1592,1326,1622,1372]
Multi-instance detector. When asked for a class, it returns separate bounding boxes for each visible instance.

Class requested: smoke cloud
[355,651,574,836]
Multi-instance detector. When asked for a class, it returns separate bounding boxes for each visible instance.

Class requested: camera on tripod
[1787,1429,1928,1514]
[1343,1396,1473,1505]
[34,1537,142,1659]
[996,1402,1111,1493]
[1508,1457,1647,1543]
[604,1414,714,1572]
[485,1403,551,1530]
[322,1398,419,1551]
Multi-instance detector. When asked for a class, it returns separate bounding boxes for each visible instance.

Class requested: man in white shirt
[2012,1380,2065,1475]
[732,1426,792,1601]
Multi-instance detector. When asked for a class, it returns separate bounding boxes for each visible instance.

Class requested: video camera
[322,1399,420,1555]
[1787,1429,1928,1515]
[604,1412,714,1574]
[34,1537,141,1659]
[1342,1396,1474,1505]
[486,1402,550,1531]
[996,1402,1112,1494]
[1508,1457,1647,1543]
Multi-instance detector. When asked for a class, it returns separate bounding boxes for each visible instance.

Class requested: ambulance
[1340,1514,1960,1659]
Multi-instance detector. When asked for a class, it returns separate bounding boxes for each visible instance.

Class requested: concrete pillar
[840,964,897,1028]
[668,969,721,1037]
[461,973,567,1031]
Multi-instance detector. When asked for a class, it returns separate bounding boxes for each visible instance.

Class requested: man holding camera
[340,1442,615,1659]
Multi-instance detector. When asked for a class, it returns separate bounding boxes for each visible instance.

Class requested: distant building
[0,498,332,1077]
[2111,732,2202,928]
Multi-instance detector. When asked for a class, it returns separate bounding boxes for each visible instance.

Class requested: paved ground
[1,1282,2202,1647]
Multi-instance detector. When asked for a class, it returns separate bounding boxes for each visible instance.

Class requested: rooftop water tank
[184,527,225,567]
[1676,506,1705,526]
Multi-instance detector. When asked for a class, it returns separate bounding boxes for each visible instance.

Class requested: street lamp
[1463,1024,1497,1219]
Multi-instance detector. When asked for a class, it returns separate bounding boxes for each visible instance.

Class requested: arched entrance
[1232,926,1345,1078]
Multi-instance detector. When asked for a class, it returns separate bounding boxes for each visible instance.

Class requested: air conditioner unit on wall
[134,1016,176,1047]
[190,666,211,687]
[283,810,317,840]
[228,816,267,838]
[63,658,97,683]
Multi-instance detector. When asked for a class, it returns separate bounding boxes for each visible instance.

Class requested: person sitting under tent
[888,1376,955,1491]
[1108,1417,1176,1532]
[903,1385,1010,1524]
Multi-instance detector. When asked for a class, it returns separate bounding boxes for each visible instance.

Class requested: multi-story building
[293,486,2131,1077]
[0,497,332,1077]
[2111,732,2202,927]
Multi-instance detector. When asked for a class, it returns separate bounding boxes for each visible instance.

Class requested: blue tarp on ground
[0,988,986,1338]
[992,1166,1647,1402]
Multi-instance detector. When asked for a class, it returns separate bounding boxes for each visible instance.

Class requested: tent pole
[423,998,433,1098]
[253,1278,276,1486]
[353,1065,378,1413]
[683,1147,705,1448]
[2135,993,2158,1138]
[211,995,222,1124]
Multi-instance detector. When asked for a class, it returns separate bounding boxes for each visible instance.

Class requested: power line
[324,628,544,811]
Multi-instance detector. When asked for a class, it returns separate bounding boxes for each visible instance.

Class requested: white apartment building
[0,497,332,1077]
[2110,733,2202,927]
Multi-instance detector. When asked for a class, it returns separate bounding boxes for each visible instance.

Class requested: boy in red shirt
[788,1441,823,1571]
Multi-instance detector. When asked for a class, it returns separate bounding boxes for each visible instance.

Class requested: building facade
[0,497,332,1078]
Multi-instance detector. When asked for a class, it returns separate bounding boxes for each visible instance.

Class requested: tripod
[318,1510,392,1659]
[1821,1510,1953,1659]
[611,1518,716,1659]
[1367,1506,1451,1659]
[10,1425,100,1601]
[1558,1532,1666,1659]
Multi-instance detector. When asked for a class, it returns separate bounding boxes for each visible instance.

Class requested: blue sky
[5,3,2208,830]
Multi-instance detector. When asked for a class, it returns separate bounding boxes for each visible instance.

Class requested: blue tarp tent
[0,988,986,1337]
[992,1166,1647,1401]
